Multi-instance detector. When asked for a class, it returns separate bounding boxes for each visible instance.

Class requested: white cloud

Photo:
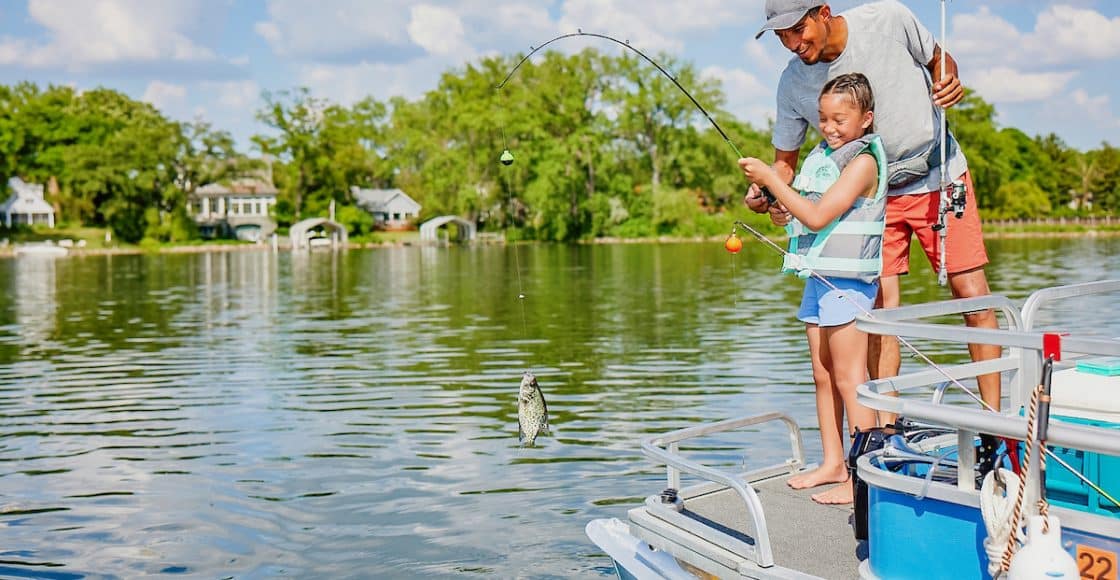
[1034,5,1120,62]
[703,65,772,129]
[953,4,1120,67]
[0,0,215,69]
[742,39,783,79]
[254,0,559,65]
[969,66,1076,103]
[558,0,763,54]
[951,7,1020,62]
[204,80,262,110]
[253,0,564,109]
[490,3,556,42]
[703,66,768,98]
[141,81,188,114]
[1069,89,1119,127]
[255,0,415,58]
[408,5,471,58]
[297,61,439,106]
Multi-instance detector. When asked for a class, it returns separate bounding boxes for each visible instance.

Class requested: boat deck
[630,470,862,579]
[745,476,860,578]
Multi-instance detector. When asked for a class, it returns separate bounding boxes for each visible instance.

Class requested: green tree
[253,89,388,224]
[991,180,1051,219]
[1090,144,1120,212]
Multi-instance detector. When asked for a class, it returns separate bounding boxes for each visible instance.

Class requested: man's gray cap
[756,0,826,39]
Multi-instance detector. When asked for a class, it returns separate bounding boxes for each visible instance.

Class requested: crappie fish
[517,372,549,446]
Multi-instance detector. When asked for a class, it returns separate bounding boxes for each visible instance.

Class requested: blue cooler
[1041,362,1120,517]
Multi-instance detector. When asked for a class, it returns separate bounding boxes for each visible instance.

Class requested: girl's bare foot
[811,478,854,505]
[787,464,849,490]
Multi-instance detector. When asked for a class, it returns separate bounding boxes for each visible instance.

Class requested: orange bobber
[724,234,743,254]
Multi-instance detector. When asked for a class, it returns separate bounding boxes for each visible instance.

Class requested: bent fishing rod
[495,30,744,159]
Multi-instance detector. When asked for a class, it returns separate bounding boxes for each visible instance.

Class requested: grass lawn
[349,230,420,244]
[4,225,122,249]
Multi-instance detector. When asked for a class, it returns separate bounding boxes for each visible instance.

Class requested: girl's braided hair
[820,72,875,114]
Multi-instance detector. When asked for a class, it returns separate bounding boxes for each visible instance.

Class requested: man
[744,0,1002,497]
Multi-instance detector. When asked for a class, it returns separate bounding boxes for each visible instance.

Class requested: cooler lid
[1049,366,1120,424]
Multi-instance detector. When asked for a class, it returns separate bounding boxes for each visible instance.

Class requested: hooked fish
[517,372,549,446]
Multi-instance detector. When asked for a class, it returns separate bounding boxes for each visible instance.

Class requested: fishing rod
[933,0,966,287]
[495,30,744,159]
[728,219,1120,508]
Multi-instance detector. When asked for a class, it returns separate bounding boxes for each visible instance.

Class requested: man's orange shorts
[881,171,988,277]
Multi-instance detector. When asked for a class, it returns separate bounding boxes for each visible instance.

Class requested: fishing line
[496,88,530,342]
[731,219,1120,507]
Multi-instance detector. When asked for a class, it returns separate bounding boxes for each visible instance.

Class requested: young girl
[739,73,886,505]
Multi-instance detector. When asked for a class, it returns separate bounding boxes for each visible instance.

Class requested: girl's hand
[738,157,775,189]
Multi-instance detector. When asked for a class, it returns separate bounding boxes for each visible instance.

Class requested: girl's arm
[739,154,878,231]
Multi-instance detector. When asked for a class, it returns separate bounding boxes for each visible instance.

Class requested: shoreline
[1,227,1116,258]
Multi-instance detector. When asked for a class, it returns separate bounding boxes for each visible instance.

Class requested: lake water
[0,238,1118,579]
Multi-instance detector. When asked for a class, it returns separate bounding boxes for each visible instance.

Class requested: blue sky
[0,0,1117,152]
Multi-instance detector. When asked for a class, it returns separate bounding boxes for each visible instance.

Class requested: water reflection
[14,254,59,345]
[0,238,1116,578]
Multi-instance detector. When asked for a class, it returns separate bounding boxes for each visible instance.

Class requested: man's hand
[768,203,791,227]
[744,183,770,214]
[932,72,963,108]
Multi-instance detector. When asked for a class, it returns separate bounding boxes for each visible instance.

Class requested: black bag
[848,426,892,541]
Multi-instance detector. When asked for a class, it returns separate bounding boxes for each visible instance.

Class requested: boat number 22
[1078,545,1118,580]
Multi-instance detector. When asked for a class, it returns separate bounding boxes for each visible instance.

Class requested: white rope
[981,467,1023,578]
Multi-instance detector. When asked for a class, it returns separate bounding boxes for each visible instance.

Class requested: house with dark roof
[351,187,421,230]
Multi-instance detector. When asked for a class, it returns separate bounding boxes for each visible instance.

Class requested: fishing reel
[949,179,966,219]
[931,180,966,232]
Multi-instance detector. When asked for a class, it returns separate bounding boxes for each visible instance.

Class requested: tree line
[0,48,1116,243]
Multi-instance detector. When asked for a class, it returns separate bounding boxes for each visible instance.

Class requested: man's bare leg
[869,275,902,426]
[949,267,1002,411]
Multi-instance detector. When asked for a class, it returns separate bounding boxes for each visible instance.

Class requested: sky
[0,0,1117,153]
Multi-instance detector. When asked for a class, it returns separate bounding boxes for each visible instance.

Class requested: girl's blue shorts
[797,277,879,327]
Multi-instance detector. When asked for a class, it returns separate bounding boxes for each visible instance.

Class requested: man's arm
[771,148,799,184]
[927,45,963,108]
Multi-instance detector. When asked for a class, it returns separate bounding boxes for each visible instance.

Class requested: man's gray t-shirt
[772,0,967,195]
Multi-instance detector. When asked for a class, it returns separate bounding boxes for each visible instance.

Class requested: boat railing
[858,280,1120,409]
[855,279,1120,491]
[640,411,807,568]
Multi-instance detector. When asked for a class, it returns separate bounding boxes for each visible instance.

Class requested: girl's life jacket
[783,134,888,283]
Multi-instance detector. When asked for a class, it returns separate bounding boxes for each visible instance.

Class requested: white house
[351,187,421,229]
[188,177,278,241]
[2,177,55,228]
